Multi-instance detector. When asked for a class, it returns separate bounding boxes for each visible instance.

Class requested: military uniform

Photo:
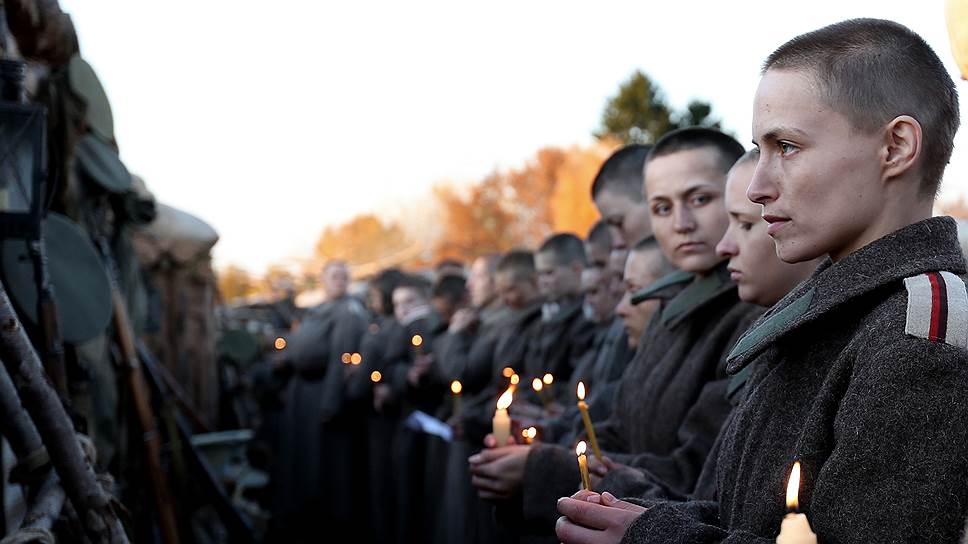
[518,265,761,539]
[519,298,596,404]
[621,217,968,543]
[273,296,368,541]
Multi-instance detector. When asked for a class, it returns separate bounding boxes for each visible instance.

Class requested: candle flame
[543,373,554,385]
[510,373,520,385]
[350,353,362,365]
[341,353,352,364]
[526,426,537,439]
[274,337,287,350]
[786,461,801,511]
[576,440,587,456]
[370,370,382,383]
[451,380,462,394]
[496,387,514,410]
[577,381,586,400]
[411,334,423,347]
[502,366,514,378]
[532,378,543,392]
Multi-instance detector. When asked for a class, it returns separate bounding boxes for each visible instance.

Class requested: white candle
[777,461,817,544]
[492,387,513,446]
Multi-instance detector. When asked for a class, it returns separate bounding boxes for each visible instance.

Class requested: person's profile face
[468,258,495,308]
[535,251,580,301]
[749,68,885,263]
[581,267,614,323]
[593,189,651,251]
[716,161,814,306]
[495,271,532,309]
[615,249,663,348]
[645,148,729,275]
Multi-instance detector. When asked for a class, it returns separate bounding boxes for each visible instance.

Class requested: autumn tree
[314,214,411,267]
[217,265,256,302]
[596,70,722,144]
[433,172,518,261]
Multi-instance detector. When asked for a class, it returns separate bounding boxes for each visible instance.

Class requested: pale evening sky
[58,0,968,274]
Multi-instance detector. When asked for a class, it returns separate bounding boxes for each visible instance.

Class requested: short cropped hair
[433,274,467,305]
[590,144,652,202]
[586,220,612,250]
[395,274,431,301]
[731,149,759,171]
[630,235,676,278]
[763,18,959,196]
[647,127,745,174]
[538,233,588,267]
[496,250,536,283]
[371,268,406,316]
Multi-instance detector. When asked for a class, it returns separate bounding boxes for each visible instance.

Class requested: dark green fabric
[631,269,692,305]
[74,134,130,193]
[68,56,115,142]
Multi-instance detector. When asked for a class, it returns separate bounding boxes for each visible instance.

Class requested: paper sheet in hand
[404,410,453,442]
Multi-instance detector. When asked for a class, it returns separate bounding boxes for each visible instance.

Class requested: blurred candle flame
[532,378,543,392]
[341,353,352,364]
[496,387,514,410]
[510,373,520,386]
[350,353,362,365]
[576,440,587,456]
[274,337,286,350]
[786,461,801,512]
[577,381,586,401]
[451,380,462,394]
[411,334,423,347]
[370,370,382,383]
[543,373,553,385]
[502,366,514,378]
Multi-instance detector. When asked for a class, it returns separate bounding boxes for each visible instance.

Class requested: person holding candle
[559,18,968,544]
[553,148,824,544]
[470,128,763,541]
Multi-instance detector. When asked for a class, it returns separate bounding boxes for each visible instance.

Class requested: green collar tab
[727,287,816,363]
[659,269,729,326]
[631,269,693,305]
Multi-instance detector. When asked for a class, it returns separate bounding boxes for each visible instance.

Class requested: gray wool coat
[622,216,968,544]
[518,265,761,536]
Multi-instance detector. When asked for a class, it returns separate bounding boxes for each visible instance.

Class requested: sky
[57,0,968,274]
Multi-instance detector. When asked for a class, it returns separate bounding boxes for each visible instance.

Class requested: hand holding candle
[576,381,603,461]
[777,461,817,544]
[492,386,513,447]
[576,441,592,491]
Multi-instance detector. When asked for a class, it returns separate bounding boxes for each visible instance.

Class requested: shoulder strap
[903,271,968,349]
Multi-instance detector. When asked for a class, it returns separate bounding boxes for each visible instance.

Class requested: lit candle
[576,381,602,461]
[451,380,463,417]
[411,334,424,356]
[542,372,554,398]
[492,386,513,447]
[341,353,352,365]
[502,366,515,378]
[274,337,287,350]
[521,426,537,444]
[777,461,817,544]
[370,370,382,383]
[532,378,551,408]
[509,373,520,387]
[576,441,592,491]
[350,352,362,365]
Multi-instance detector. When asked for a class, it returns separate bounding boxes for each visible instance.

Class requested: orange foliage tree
[314,214,411,267]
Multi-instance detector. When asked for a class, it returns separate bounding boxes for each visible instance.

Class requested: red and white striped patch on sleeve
[903,271,968,349]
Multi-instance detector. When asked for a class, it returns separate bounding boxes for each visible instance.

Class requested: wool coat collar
[726,216,966,374]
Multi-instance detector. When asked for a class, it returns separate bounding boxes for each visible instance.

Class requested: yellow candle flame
[370,370,382,383]
[786,461,801,511]
[496,387,514,410]
[350,353,362,365]
[526,426,537,439]
[341,353,352,364]
[502,366,514,378]
[274,337,287,350]
[543,373,554,385]
[532,378,543,392]
[577,381,586,401]
[510,373,520,385]
[411,334,423,347]
[451,380,462,394]
[576,440,587,456]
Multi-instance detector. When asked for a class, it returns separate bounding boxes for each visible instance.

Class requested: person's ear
[882,115,922,181]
